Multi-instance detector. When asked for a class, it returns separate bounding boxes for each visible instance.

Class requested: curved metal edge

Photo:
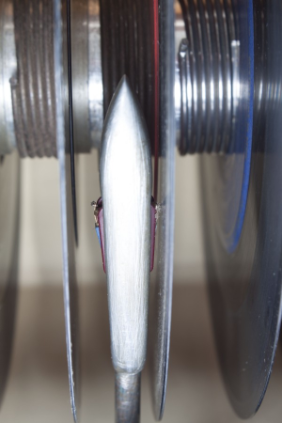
[149,0,176,420]
[54,0,79,421]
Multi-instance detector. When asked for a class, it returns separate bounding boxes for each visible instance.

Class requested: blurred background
[1,154,282,422]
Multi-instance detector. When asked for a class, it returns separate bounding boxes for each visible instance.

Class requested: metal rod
[115,373,141,423]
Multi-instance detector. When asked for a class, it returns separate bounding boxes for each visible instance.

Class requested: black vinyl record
[202,0,282,418]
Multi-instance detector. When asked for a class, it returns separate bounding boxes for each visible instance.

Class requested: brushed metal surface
[100,76,152,374]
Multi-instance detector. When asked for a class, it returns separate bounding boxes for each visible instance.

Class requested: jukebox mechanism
[0,0,282,421]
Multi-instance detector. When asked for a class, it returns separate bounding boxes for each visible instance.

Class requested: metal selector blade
[100,75,152,422]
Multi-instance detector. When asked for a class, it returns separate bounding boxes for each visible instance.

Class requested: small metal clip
[91,198,103,250]
[90,200,99,227]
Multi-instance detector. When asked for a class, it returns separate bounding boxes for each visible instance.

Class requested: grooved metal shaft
[12,0,57,158]
[8,0,102,158]
[178,0,238,154]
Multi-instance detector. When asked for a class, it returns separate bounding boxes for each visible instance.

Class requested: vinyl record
[202,0,282,418]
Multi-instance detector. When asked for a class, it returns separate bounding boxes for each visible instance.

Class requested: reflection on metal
[100,76,151,421]
[0,0,17,155]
